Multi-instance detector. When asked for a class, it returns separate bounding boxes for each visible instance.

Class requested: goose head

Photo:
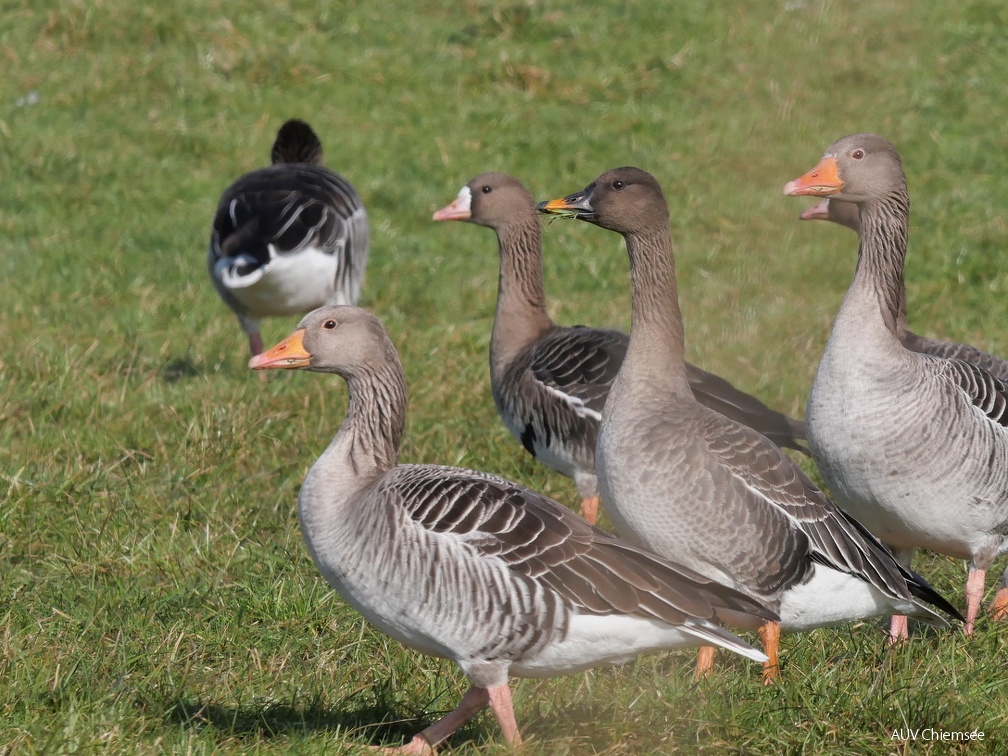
[433,172,536,228]
[248,305,395,377]
[783,133,906,205]
[537,166,669,235]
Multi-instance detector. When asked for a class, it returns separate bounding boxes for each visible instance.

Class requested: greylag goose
[208,119,369,356]
[248,305,775,752]
[433,172,806,525]
[784,133,1008,636]
[800,197,1008,382]
[538,167,961,683]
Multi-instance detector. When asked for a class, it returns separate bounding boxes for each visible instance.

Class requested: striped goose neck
[624,229,691,394]
[854,190,910,335]
[895,279,911,341]
[338,359,409,482]
[491,219,553,371]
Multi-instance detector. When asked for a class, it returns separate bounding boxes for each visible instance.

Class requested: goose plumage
[433,172,806,525]
[248,305,774,752]
[208,119,369,356]
[785,133,1008,635]
[800,197,1008,382]
[539,167,960,682]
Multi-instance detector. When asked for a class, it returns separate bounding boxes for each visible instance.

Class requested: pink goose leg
[964,568,987,636]
[379,683,521,754]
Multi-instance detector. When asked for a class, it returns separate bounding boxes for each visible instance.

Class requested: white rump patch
[215,245,338,317]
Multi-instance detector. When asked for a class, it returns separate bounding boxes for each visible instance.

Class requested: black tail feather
[903,566,965,623]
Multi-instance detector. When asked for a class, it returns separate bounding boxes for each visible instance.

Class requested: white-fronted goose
[800,197,1008,382]
[208,119,369,356]
[248,305,774,752]
[433,172,806,525]
[539,167,960,682]
[785,133,1008,636]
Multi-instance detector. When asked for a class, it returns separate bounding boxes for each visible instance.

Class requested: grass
[3,0,1008,752]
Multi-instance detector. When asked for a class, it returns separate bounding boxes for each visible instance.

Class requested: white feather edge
[541,384,603,422]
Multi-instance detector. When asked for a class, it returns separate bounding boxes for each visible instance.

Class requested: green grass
[3,0,1008,752]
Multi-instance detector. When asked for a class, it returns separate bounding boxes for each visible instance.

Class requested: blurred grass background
[2,0,1007,752]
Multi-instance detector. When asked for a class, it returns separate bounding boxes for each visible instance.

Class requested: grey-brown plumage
[800,197,1008,381]
[248,305,774,751]
[539,167,960,681]
[786,133,1008,636]
[208,119,369,356]
[434,172,806,523]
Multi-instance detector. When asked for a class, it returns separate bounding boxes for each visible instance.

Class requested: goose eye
[323,320,337,330]
[481,185,492,194]
[851,149,865,160]
[612,180,625,190]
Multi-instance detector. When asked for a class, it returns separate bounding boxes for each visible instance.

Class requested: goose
[433,172,806,525]
[248,305,775,752]
[538,167,961,682]
[800,197,1008,382]
[785,133,1008,636]
[208,119,369,356]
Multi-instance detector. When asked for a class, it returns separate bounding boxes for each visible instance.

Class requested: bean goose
[538,167,960,683]
[208,119,369,356]
[800,197,1008,381]
[433,172,806,525]
[784,133,1008,636]
[248,305,775,752]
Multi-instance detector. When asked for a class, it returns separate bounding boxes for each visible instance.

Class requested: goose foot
[376,683,521,753]
[580,495,600,526]
[694,646,716,680]
[374,735,436,755]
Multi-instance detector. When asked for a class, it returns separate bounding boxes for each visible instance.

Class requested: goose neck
[623,229,691,394]
[305,360,407,505]
[491,220,553,371]
[852,193,909,335]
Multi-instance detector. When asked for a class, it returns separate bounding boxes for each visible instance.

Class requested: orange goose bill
[783,155,844,197]
[248,329,311,370]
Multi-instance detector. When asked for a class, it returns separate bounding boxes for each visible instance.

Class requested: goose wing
[525,326,627,418]
[943,357,1008,428]
[701,413,940,604]
[385,465,776,627]
[905,332,1008,384]
[685,363,807,453]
